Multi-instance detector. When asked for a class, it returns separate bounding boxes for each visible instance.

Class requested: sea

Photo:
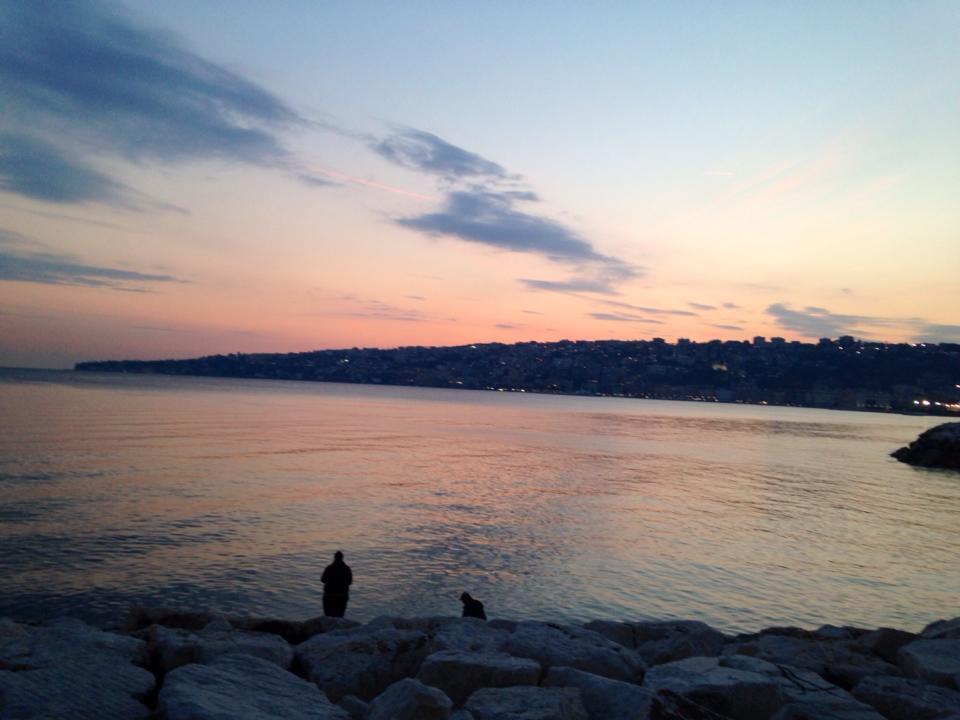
[0,367,956,633]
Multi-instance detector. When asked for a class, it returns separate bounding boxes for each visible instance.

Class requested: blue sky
[1,0,958,367]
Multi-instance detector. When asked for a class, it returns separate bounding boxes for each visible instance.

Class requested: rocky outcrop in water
[2,609,960,719]
[892,422,960,469]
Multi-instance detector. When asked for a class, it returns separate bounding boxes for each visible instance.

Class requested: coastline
[3,609,958,719]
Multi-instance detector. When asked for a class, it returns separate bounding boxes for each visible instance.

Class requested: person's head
[334,551,344,562]
[460,592,472,603]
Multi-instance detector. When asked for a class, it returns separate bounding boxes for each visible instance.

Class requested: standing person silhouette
[321,551,353,617]
[460,591,486,620]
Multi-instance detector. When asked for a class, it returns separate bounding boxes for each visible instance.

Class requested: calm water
[0,368,956,633]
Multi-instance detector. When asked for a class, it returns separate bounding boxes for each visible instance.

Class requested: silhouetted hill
[75,336,960,414]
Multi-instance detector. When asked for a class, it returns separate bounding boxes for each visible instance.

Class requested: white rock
[898,639,960,689]
[722,655,884,720]
[295,626,429,701]
[505,622,645,681]
[0,617,154,720]
[727,633,898,687]
[150,623,294,673]
[853,674,960,720]
[632,620,726,665]
[581,620,634,649]
[643,655,783,720]
[431,618,510,653]
[367,678,453,720]
[417,650,541,705]
[543,665,652,720]
[159,653,348,720]
[464,686,588,720]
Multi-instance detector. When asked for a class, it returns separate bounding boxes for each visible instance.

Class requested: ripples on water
[0,368,956,632]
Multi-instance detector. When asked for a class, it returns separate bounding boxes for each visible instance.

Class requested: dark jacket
[461,596,486,620]
[321,560,352,596]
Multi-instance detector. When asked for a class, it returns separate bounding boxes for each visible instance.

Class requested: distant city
[76,336,960,415]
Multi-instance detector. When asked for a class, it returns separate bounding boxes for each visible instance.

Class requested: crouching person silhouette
[322,550,352,617]
[460,591,486,620]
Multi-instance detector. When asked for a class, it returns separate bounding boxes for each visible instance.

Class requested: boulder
[295,625,429,701]
[643,656,783,720]
[727,633,899,688]
[149,623,294,673]
[581,620,635,649]
[126,606,214,632]
[337,695,369,720]
[450,712,475,720]
[855,627,918,664]
[0,617,154,719]
[366,616,455,634]
[543,665,652,720]
[722,655,883,720]
[505,622,645,681]
[853,674,960,720]
[430,618,510,654]
[227,615,358,644]
[367,678,453,720]
[922,617,960,640]
[891,422,960,469]
[464,686,588,720]
[898,639,960,688]
[159,653,349,720]
[632,620,726,665]
[417,650,541,706]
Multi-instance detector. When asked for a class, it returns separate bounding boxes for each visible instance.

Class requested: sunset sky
[1,0,958,368]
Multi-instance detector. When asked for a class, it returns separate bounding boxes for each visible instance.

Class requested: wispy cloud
[597,298,698,317]
[688,302,716,311]
[589,312,664,324]
[0,0,322,204]
[372,128,509,182]
[766,303,959,343]
[0,134,135,207]
[0,229,180,290]
[495,323,517,329]
[378,128,640,295]
[722,302,742,309]
[706,323,743,331]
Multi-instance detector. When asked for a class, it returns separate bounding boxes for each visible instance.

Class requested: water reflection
[0,369,956,632]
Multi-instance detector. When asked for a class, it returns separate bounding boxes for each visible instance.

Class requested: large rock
[367,678,453,720]
[464,686,588,720]
[505,622,645,681]
[898,638,960,688]
[581,620,635,649]
[891,422,960,469]
[126,606,214,632]
[722,655,883,720]
[337,695,369,720]
[543,665,652,720]
[853,674,960,720]
[417,650,541,706]
[159,653,349,720]
[632,620,726,665]
[0,617,154,719]
[430,618,510,654]
[856,627,918,664]
[296,625,429,701]
[227,615,359,644]
[727,632,899,688]
[922,617,960,640]
[643,656,783,720]
[150,621,294,673]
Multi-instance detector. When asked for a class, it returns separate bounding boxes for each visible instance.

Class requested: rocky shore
[2,609,959,720]
[892,422,960,469]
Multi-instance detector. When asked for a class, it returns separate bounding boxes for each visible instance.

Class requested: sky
[1,1,958,368]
